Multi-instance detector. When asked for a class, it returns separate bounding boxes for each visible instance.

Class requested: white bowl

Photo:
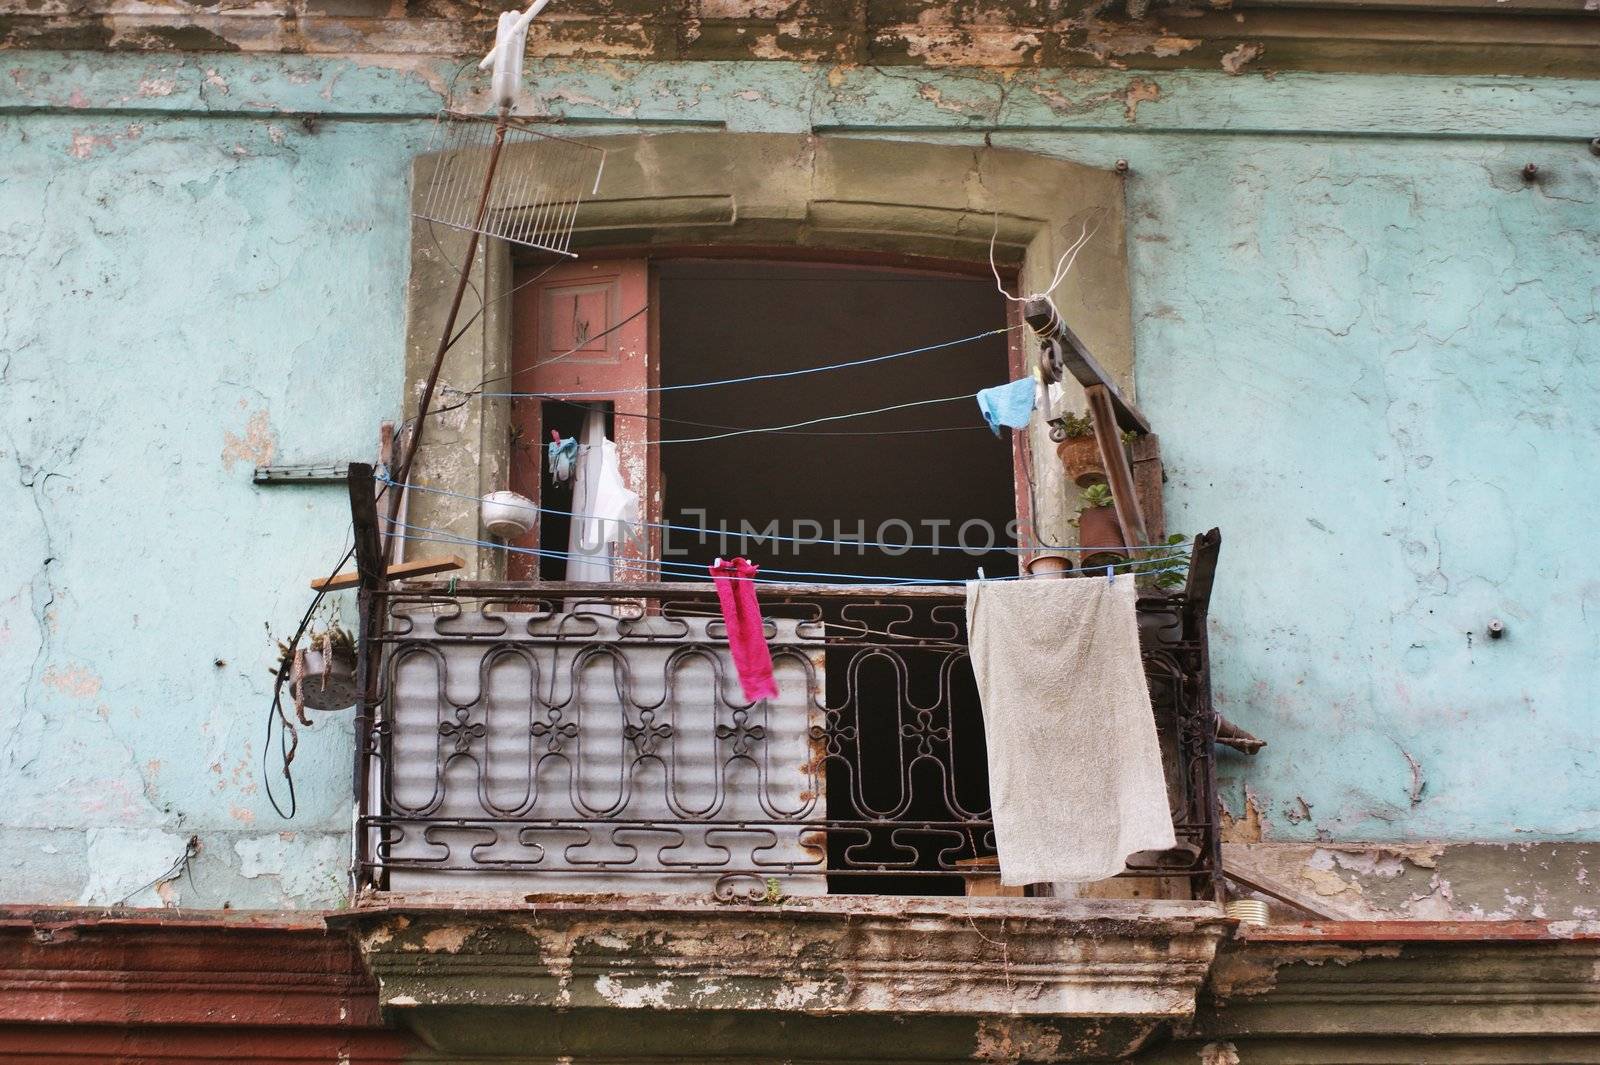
[481,490,537,539]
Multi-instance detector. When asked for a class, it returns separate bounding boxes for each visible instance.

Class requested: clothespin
[1105,564,1115,584]
[977,566,986,581]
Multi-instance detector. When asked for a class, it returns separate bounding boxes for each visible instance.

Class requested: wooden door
[508,259,658,581]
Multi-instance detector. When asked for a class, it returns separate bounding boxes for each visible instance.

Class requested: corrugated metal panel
[386,608,826,895]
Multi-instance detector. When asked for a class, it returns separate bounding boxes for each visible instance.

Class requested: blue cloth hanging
[548,436,579,483]
[976,378,1038,436]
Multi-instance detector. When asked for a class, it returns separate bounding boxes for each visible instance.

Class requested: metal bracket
[1022,298,1151,435]
[253,464,356,485]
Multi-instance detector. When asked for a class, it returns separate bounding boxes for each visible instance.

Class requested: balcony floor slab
[337,894,1230,1062]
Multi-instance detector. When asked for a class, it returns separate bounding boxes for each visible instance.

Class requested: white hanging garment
[565,407,640,582]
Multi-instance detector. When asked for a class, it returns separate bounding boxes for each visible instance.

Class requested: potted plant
[1048,412,1105,487]
[1072,483,1122,560]
[275,624,359,717]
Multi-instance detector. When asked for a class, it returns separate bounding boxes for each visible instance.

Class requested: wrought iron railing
[353,542,1221,900]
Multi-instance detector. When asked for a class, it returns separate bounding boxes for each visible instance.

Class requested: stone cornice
[1201,924,1600,1040]
[340,894,1231,1061]
[0,907,385,1029]
[0,1,1595,78]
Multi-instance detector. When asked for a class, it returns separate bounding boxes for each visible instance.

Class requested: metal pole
[384,108,513,564]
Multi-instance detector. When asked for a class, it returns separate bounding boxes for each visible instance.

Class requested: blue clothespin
[1106,564,1115,584]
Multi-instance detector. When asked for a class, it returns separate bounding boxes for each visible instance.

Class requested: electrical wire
[263,542,356,819]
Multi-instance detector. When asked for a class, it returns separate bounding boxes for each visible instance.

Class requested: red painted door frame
[508,259,658,580]
[509,251,1027,579]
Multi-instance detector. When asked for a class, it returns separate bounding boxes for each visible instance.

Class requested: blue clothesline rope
[379,476,1190,555]
[386,517,1186,588]
[481,326,1019,399]
[385,523,1020,586]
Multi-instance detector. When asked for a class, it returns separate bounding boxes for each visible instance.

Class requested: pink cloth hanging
[709,557,779,702]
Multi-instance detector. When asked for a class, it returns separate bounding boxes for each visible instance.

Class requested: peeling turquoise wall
[2,53,1596,906]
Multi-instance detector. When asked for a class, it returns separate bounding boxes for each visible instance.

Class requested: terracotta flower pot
[1025,553,1072,579]
[1055,435,1105,488]
[1076,505,1123,552]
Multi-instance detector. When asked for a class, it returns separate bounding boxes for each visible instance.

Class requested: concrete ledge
[340,894,1229,1061]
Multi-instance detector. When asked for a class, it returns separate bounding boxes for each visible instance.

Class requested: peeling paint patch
[1119,77,1161,122]
[41,663,102,699]
[1221,42,1265,75]
[594,974,676,1008]
[1221,789,1265,843]
[67,130,115,159]
[77,827,191,906]
[232,833,346,907]
[973,1018,1064,1062]
[421,925,474,952]
[221,409,277,472]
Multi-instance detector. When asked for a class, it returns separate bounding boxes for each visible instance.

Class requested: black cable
[418,303,652,424]
[263,542,356,819]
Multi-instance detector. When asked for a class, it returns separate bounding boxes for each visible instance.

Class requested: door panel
[509,259,657,580]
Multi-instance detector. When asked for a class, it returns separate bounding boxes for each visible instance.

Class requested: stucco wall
[1,52,1595,907]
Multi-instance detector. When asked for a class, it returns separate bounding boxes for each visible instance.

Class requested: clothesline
[649,390,981,445]
[384,520,1021,585]
[379,475,1190,554]
[389,521,1184,588]
[482,326,1019,399]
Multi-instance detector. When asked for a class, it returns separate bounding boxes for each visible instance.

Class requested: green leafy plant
[1079,483,1114,509]
[1049,411,1094,439]
[1138,533,1190,590]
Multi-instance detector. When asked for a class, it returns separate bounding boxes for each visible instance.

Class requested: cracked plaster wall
[1,51,1595,907]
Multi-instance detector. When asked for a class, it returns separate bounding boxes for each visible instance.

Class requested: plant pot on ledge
[1055,435,1106,488]
[1077,505,1123,553]
[1073,484,1126,573]
[1050,413,1106,488]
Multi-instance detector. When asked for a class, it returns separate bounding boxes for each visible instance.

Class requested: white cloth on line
[565,407,640,583]
[965,576,1176,885]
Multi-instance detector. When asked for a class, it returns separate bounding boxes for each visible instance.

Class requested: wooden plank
[310,554,465,592]
[1131,434,1166,543]
[347,462,385,589]
[1086,384,1148,549]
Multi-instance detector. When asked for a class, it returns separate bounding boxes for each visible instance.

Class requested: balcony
[342,537,1227,1060]
[351,553,1221,901]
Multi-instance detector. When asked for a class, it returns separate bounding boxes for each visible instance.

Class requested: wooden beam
[310,554,465,592]
[346,462,384,590]
[1023,298,1151,435]
[1086,384,1148,549]
[1131,434,1165,543]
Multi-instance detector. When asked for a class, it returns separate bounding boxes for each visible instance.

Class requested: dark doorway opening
[657,260,1018,583]
[657,260,1016,894]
